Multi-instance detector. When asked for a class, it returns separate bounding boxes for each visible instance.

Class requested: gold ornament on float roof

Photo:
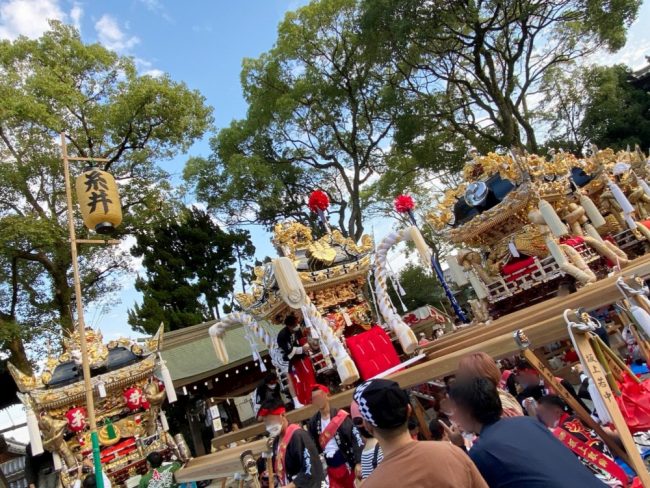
[75,167,122,234]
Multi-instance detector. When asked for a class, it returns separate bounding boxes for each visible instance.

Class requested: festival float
[428,148,650,319]
[175,151,650,486]
[205,189,459,404]
[9,327,186,488]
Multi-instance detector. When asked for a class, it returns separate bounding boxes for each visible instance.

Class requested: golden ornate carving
[272,222,313,258]
[236,221,373,320]
[40,414,78,469]
[143,380,166,436]
[98,424,121,447]
[307,240,337,266]
[8,362,41,392]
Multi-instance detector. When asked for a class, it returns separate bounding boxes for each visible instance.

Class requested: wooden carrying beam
[175,439,267,483]
[176,255,650,481]
[515,340,631,465]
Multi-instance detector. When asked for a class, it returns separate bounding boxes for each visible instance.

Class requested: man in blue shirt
[449,377,606,487]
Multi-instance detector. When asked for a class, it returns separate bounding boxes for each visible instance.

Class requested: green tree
[386,263,445,312]
[538,63,650,152]
[0,22,213,371]
[581,64,650,150]
[537,65,591,153]
[184,0,402,241]
[128,207,255,334]
[361,0,641,152]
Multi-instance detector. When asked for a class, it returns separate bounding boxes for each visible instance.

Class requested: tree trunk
[53,270,74,334]
[236,249,247,295]
[6,335,32,374]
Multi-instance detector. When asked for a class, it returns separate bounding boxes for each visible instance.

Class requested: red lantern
[308,190,330,212]
[123,387,145,410]
[65,407,87,432]
[394,194,415,214]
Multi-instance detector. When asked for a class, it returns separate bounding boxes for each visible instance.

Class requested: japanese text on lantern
[70,410,84,429]
[83,170,112,214]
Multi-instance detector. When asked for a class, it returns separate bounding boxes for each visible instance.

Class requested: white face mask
[268,383,278,389]
[266,422,282,438]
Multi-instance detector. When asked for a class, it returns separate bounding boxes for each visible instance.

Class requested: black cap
[353,379,410,429]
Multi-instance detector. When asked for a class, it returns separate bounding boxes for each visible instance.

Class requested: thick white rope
[374,229,418,354]
[209,312,276,371]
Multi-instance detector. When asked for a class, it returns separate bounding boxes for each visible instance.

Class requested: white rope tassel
[158,353,177,403]
[539,200,569,237]
[52,452,62,471]
[545,237,568,266]
[409,226,432,267]
[301,305,319,340]
[303,301,358,385]
[24,398,43,455]
[629,303,650,337]
[273,257,308,309]
[160,410,170,432]
[446,255,469,286]
[588,379,613,425]
[583,223,604,243]
[209,323,229,364]
[639,178,650,199]
[374,229,419,354]
[616,278,650,337]
[580,195,607,228]
[209,312,277,375]
[608,180,635,215]
[467,270,488,300]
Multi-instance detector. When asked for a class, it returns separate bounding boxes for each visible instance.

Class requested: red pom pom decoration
[308,190,330,212]
[394,194,415,213]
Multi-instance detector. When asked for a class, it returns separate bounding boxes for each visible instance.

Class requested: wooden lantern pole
[61,133,114,488]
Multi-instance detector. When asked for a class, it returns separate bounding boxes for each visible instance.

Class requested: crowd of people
[255,349,637,488]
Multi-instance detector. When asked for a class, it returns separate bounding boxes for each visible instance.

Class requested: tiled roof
[0,453,28,488]
[160,320,281,386]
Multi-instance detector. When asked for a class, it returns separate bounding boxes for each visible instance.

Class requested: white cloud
[590,39,650,70]
[143,68,164,78]
[138,0,172,22]
[0,0,65,40]
[119,235,143,273]
[134,57,164,78]
[70,2,82,31]
[94,14,139,53]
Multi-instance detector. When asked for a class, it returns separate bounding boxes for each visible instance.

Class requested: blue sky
[85,0,312,339]
[0,0,649,341]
